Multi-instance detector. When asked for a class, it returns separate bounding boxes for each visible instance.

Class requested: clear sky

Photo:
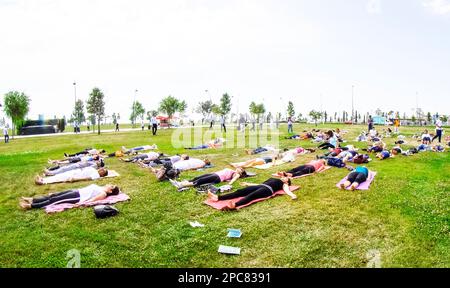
[1,0,449,121]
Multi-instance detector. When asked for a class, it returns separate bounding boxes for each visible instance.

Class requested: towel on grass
[271,166,332,179]
[45,193,130,214]
[204,186,299,210]
[336,171,377,190]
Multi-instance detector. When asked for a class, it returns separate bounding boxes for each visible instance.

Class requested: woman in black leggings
[275,159,326,178]
[207,177,297,210]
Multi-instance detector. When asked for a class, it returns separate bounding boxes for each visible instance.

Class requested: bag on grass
[94,205,119,219]
[327,158,346,168]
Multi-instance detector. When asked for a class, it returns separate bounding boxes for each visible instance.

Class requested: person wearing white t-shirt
[151,117,158,135]
[432,119,443,143]
[421,130,432,144]
[149,158,211,180]
[121,152,162,163]
[35,167,109,185]
[19,184,120,210]
[3,127,9,143]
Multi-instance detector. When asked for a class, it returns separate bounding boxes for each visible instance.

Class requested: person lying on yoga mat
[245,145,278,155]
[376,150,392,160]
[169,168,247,190]
[35,167,109,185]
[335,150,359,163]
[120,145,158,155]
[285,132,313,140]
[139,154,189,167]
[120,152,163,163]
[185,138,225,150]
[64,148,106,157]
[20,184,120,210]
[318,131,339,150]
[48,154,101,165]
[149,158,211,180]
[364,141,386,153]
[340,166,369,190]
[207,177,296,210]
[275,159,327,178]
[44,160,105,176]
[316,147,343,159]
[231,156,276,168]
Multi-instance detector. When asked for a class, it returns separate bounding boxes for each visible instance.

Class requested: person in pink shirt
[275,159,327,178]
[169,168,247,190]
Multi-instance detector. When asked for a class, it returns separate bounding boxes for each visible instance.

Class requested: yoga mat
[336,171,377,190]
[204,186,300,210]
[45,193,130,214]
[43,170,120,184]
[272,166,332,179]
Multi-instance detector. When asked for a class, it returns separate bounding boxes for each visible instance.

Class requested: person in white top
[149,158,211,180]
[64,148,106,157]
[151,116,158,135]
[20,184,120,210]
[432,118,443,143]
[421,129,432,144]
[121,152,162,163]
[3,127,9,143]
[35,167,109,185]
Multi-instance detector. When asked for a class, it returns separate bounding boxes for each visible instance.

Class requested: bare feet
[35,176,44,185]
[21,197,33,203]
[340,183,346,190]
[351,184,358,191]
[226,201,236,210]
[207,191,219,202]
[19,201,31,210]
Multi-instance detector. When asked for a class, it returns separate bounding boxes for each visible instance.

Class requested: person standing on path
[221,116,227,133]
[115,123,120,132]
[287,117,294,134]
[3,126,9,143]
[151,116,158,136]
[368,115,374,132]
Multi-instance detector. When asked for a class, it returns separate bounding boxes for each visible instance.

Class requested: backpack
[327,158,346,168]
[94,205,119,219]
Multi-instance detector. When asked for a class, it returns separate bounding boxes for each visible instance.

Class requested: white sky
[1,0,450,121]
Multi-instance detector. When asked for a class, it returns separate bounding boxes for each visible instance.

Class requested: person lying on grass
[119,144,158,156]
[64,148,106,158]
[120,152,163,163]
[185,138,225,150]
[391,147,403,156]
[44,159,105,176]
[340,166,369,190]
[285,132,314,140]
[148,158,211,180]
[245,145,279,155]
[363,141,386,153]
[48,154,101,165]
[169,168,247,190]
[35,167,109,185]
[139,154,189,167]
[431,144,445,152]
[207,177,297,211]
[376,150,392,160]
[20,184,120,210]
[275,159,327,178]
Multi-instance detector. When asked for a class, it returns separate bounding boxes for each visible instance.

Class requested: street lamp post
[73,82,77,133]
[352,85,354,124]
[133,89,138,127]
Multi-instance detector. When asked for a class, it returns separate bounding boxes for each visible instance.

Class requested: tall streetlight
[73,82,77,106]
[133,89,138,126]
[351,85,354,124]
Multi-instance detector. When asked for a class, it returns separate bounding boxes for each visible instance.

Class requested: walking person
[141,120,145,131]
[287,117,294,134]
[368,115,374,132]
[115,122,120,132]
[3,126,9,143]
[432,117,444,143]
[151,116,158,136]
[221,116,226,133]
[209,119,214,129]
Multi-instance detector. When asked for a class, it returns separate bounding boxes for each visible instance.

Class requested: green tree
[441,115,448,123]
[249,102,265,122]
[130,101,145,126]
[86,87,106,135]
[146,110,158,120]
[3,91,31,137]
[70,99,85,126]
[309,110,323,126]
[219,93,232,116]
[287,101,295,118]
[196,100,213,123]
[159,96,186,124]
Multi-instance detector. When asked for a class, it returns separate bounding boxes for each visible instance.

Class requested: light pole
[73,82,77,132]
[352,85,354,124]
[133,89,138,127]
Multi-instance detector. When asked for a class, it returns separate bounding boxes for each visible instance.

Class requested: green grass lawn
[0,124,448,268]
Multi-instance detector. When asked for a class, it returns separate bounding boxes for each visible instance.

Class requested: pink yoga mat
[336,171,377,190]
[204,186,300,210]
[272,166,332,179]
[45,193,130,214]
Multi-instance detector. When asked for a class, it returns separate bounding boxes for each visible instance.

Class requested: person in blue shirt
[340,166,369,190]
[376,150,392,160]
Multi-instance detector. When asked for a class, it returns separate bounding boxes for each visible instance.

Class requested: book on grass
[218,245,241,255]
[227,229,242,238]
